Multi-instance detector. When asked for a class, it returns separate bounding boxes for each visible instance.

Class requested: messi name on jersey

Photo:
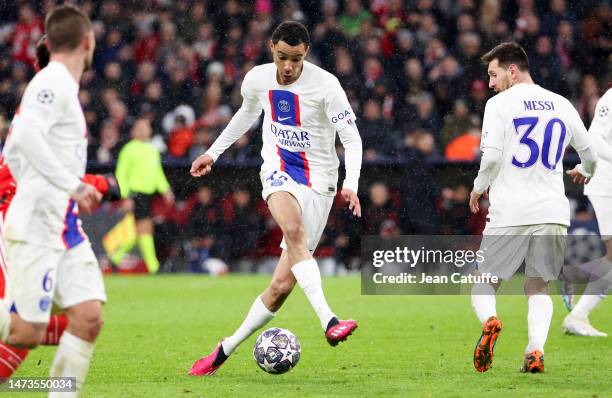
[270,124,312,149]
[523,100,555,111]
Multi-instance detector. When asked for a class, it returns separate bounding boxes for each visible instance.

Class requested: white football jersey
[480,83,592,227]
[3,61,87,249]
[584,89,612,197]
[239,61,357,196]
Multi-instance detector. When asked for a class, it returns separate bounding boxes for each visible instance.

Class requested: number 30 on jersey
[512,117,567,170]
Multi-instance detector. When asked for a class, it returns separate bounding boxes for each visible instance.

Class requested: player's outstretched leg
[189,252,295,376]
[268,192,357,346]
[189,296,276,376]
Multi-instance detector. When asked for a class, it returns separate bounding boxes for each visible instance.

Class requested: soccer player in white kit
[562,88,612,337]
[0,5,105,396]
[468,43,598,373]
[189,21,362,376]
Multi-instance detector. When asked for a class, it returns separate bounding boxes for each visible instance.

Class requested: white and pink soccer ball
[253,327,301,374]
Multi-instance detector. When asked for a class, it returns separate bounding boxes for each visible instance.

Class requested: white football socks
[49,332,94,398]
[471,283,497,324]
[571,294,605,320]
[525,295,553,354]
[222,296,275,355]
[292,259,336,330]
[572,265,612,318]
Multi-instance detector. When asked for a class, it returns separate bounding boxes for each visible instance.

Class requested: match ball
[253,327,301,374]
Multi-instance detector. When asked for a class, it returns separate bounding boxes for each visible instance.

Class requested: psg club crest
[267,171,288,187]
[278,100,291,113]
[39,296,52,311]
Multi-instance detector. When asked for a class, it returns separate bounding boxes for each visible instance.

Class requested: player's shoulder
[30,62,74,88]
[303,61,340,87]
[598,88,612,106]
[25,61,76,103]
[303,61,336,80]
[241,63,275,93]
[593,88,612,121]
[483,90,505,111]
[243,63,275,84]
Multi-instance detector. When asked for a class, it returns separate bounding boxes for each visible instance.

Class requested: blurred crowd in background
[0,0,610,272]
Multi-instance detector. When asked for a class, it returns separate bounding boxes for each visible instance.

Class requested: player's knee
[282,221,305,244]
[66,302,104,342]
[524,278,549,295]
[71,312,103,342]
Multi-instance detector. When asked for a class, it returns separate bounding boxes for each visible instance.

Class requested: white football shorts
[588,195,612,241]
[477,224,567,281]
[261,170,334,252]
[5,240,106,323]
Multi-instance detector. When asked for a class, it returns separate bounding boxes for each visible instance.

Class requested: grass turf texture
[14,275,611,397]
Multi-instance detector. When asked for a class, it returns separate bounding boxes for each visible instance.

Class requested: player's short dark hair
[35,35,50,70]
[45,4,92,53]
[271,21,310,48]
[481,42,529,71]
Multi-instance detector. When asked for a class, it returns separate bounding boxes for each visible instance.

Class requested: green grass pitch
[15,275,612,397]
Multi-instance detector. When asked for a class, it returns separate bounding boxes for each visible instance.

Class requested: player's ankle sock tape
[325,317,339,332]
[212,345,228,367]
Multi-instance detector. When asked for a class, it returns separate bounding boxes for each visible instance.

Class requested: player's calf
[262,277,296,312]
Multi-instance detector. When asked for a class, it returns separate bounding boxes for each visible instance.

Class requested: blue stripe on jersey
[269,90,300,127]
[278,146,310,186]
[62,200,85,249]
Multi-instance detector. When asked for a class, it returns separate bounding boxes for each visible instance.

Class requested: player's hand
[341,188,361,217]
[190,154,214,177]
[566,165,590,185]
[71,183,103,214]
[469,190,482,214]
